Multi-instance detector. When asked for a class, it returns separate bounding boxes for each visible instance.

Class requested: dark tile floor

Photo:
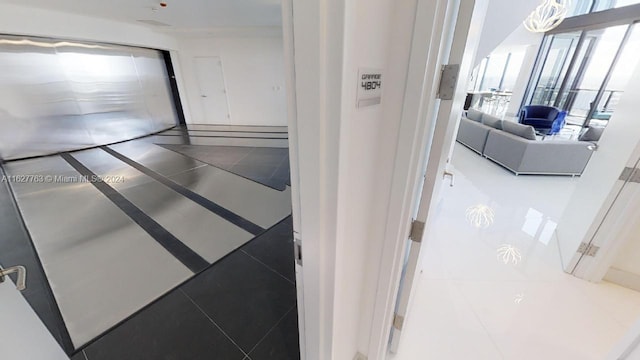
[74,217,299,360]
[160,145,291,191]
[2,130,298,359]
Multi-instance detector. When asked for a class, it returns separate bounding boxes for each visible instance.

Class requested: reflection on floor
[0,125,298,359]
[391,143,640,360]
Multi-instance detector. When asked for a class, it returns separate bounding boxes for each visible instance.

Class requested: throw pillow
[466,108,483,122]
[579,126,604,142]
[482,114,503,130]
[502,121,536,140]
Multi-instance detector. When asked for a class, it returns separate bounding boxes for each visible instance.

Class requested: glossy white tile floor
[390,143,640,360]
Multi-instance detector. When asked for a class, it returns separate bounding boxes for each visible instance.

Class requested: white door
[569,157,640,281]
[194,57,231,124]
[0,267,69,360]
[557,51,640,282]
[389,0,488,352]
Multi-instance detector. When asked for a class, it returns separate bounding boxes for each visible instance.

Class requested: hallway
[391,144,640,359]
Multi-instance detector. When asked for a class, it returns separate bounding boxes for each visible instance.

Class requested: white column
[505,42,543,118]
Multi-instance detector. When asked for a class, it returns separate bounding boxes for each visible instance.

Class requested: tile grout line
[240,249,296,285]
[70,216,290,355]
[231,147,255,168]
[164,163,209,179]
[179,288,250,358]
[266,154,288,180]
[246,305,297,357]
[452,280,507,360]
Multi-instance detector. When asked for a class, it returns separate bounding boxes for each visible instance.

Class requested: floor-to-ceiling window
[525,3,640,127]
[467,50,526,117]
[568,0,640,16]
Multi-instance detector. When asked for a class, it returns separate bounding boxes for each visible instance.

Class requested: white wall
[607,317,640,359]
[176,31,287,126]
[475,0,540,62]
[505,43,541,117]
[287,0,420,358]
[332,0,399,356]
[610,234,640,276]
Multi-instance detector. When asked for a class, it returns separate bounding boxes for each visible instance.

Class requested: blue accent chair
[519,105,561,134]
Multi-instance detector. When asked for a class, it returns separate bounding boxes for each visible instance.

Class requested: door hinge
[577,242,600,257]
[409,220,425,243]
[620,167,640,183]
[393,313,404,331]
[294,238,303,266]
[437,64,460,100]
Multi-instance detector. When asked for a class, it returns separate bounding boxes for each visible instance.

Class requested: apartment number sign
[357,68,383,108]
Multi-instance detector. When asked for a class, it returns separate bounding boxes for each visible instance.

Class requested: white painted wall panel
[177,34,287,126]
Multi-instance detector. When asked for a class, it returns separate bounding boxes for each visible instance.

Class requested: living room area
[391,1,640,359]
[456,0,640,177]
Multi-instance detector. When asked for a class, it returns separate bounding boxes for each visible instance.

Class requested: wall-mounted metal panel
[0,35,178,160]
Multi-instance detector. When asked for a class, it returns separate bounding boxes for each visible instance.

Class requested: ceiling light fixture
[523,0,570,33]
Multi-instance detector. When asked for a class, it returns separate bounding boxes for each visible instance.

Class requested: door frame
[281,0,346,359]
[369,0,488,356]
[559,52,640,282]
[570,151,640,282]
[282,0,488,358]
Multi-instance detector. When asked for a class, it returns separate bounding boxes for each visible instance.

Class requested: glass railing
[529,86,624,125]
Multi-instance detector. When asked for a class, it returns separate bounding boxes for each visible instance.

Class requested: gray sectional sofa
[456,108,595,176]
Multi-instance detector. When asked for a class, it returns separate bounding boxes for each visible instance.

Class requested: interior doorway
[388,3,640,360]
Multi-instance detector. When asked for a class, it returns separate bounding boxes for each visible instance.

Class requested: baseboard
[604,267,640,292]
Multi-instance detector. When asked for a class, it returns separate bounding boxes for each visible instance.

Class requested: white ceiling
[1,0,282,30]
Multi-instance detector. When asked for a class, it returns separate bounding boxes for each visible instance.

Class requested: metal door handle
[0,265,27,291]
[443,170,455,187]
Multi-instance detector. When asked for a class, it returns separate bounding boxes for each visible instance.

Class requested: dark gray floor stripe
[60,153,209,273]
[0,165,76,354]
[156,134,288,140]
[100,146,265,236]
[182,129,288,134]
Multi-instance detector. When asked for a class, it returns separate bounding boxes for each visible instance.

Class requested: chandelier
[523,0,570,33]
